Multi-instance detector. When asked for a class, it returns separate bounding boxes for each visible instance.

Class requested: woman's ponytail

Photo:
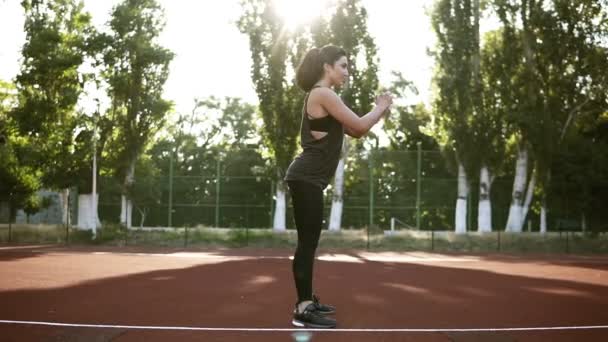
[296,48,323,92]
[296,45,347,92]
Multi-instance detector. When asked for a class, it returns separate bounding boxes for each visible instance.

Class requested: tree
[219,97,259,149]
[431,0,481,233]
[494,0,608,232]
[11,0,94,224]
[0,80,40,220]
[238,0,303,231]
[381,72,451,229]
[130,156,161,228]
[102,0,174,228]
[472,26,511,233]
[145,96,265,227]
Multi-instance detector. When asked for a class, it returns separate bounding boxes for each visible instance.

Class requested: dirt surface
[1,245,607,341]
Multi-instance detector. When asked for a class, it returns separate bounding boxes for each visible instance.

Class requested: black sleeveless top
[285,87,344,189]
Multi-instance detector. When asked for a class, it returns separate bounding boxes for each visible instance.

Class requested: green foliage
[431,0,481,176]
[384,72,437,151]
[324,0,379,115]
[101,0,174,189]
[10,0,94,191]
[0,80,40,213]
[130,156,161,227]
[491,0,608,211]
[95,223,128,244]
[237,0,302,178]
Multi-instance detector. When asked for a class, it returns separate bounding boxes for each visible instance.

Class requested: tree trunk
[329,139,349,231]
[328,157,345,231]
[505,146,528,232]
[540,198,547,234]
[77,194,100,229]
[455,163,469,234]
[273,179,286,231]
[521,167,536,230]
[138,207,147,228]
[120,195,133,228]
[539,171,550,234]
[477,165,493,233]
[61,188,70,225]
[120,159,135,228]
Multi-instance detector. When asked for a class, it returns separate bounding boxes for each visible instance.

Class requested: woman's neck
[315,79,333,89]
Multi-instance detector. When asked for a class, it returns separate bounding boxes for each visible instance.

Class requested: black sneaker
[292,303,337,328]
[312,294,336,315]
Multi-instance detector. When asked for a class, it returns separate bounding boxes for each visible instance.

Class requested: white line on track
[1,320,608,332]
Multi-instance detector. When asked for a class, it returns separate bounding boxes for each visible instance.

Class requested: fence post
[215,158,221,228]
[416,142,422,230]
[168,153,174,228]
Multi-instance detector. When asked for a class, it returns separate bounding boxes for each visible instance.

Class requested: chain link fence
[85,148,606,233]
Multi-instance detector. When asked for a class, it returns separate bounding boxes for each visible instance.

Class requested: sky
[0,0,438,115]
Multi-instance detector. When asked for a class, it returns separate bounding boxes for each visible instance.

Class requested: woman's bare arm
[316,88,391,138]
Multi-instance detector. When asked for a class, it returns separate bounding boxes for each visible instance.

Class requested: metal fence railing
[2,148,607,233]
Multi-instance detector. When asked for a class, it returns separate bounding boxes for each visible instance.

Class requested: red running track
[1,245,607,341]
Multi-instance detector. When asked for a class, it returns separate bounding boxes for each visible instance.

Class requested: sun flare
[273,0,332,31]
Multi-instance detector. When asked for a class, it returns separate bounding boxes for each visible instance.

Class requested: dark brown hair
[295,45,347,92]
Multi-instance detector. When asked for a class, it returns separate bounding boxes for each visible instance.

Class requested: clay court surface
[1,245,607,341]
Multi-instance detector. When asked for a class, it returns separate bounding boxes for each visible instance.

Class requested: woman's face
[325,56,349,87]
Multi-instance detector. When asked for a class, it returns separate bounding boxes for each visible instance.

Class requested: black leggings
[287,180,324,303]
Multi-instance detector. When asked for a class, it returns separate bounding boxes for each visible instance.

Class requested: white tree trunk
[540,202,547,234]
[329,139,349,231]
[477,165,493,233]
[505,146,528,232]
[120,195,133,228]
[120,195,127,226]
[455,163,469,234]
[328,157,344,231]
[273,180,286,231]
[60,188,70,225]
[78,194,100,230]
[120,160,135,228]
[521,167,536,230]
[126,200,132,228]
[539,171,550,234]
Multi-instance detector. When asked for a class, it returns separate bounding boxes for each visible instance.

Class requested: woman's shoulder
[309,87,338,102]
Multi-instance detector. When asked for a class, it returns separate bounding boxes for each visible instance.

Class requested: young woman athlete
[285,45,393,328]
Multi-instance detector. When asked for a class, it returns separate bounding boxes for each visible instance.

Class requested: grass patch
[1,224,607,254]
[0,224,68,244]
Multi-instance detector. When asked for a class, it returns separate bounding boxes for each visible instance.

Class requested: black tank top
[285,87,344,189]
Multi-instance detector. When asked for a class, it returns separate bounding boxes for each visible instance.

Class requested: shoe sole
[291,319,336,329]
[293,308,336,316]
[316,309,336,316]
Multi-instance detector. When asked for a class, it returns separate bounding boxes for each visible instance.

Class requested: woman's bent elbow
[352,127,366,138]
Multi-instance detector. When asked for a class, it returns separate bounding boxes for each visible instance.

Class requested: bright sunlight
[273,0,333,31]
